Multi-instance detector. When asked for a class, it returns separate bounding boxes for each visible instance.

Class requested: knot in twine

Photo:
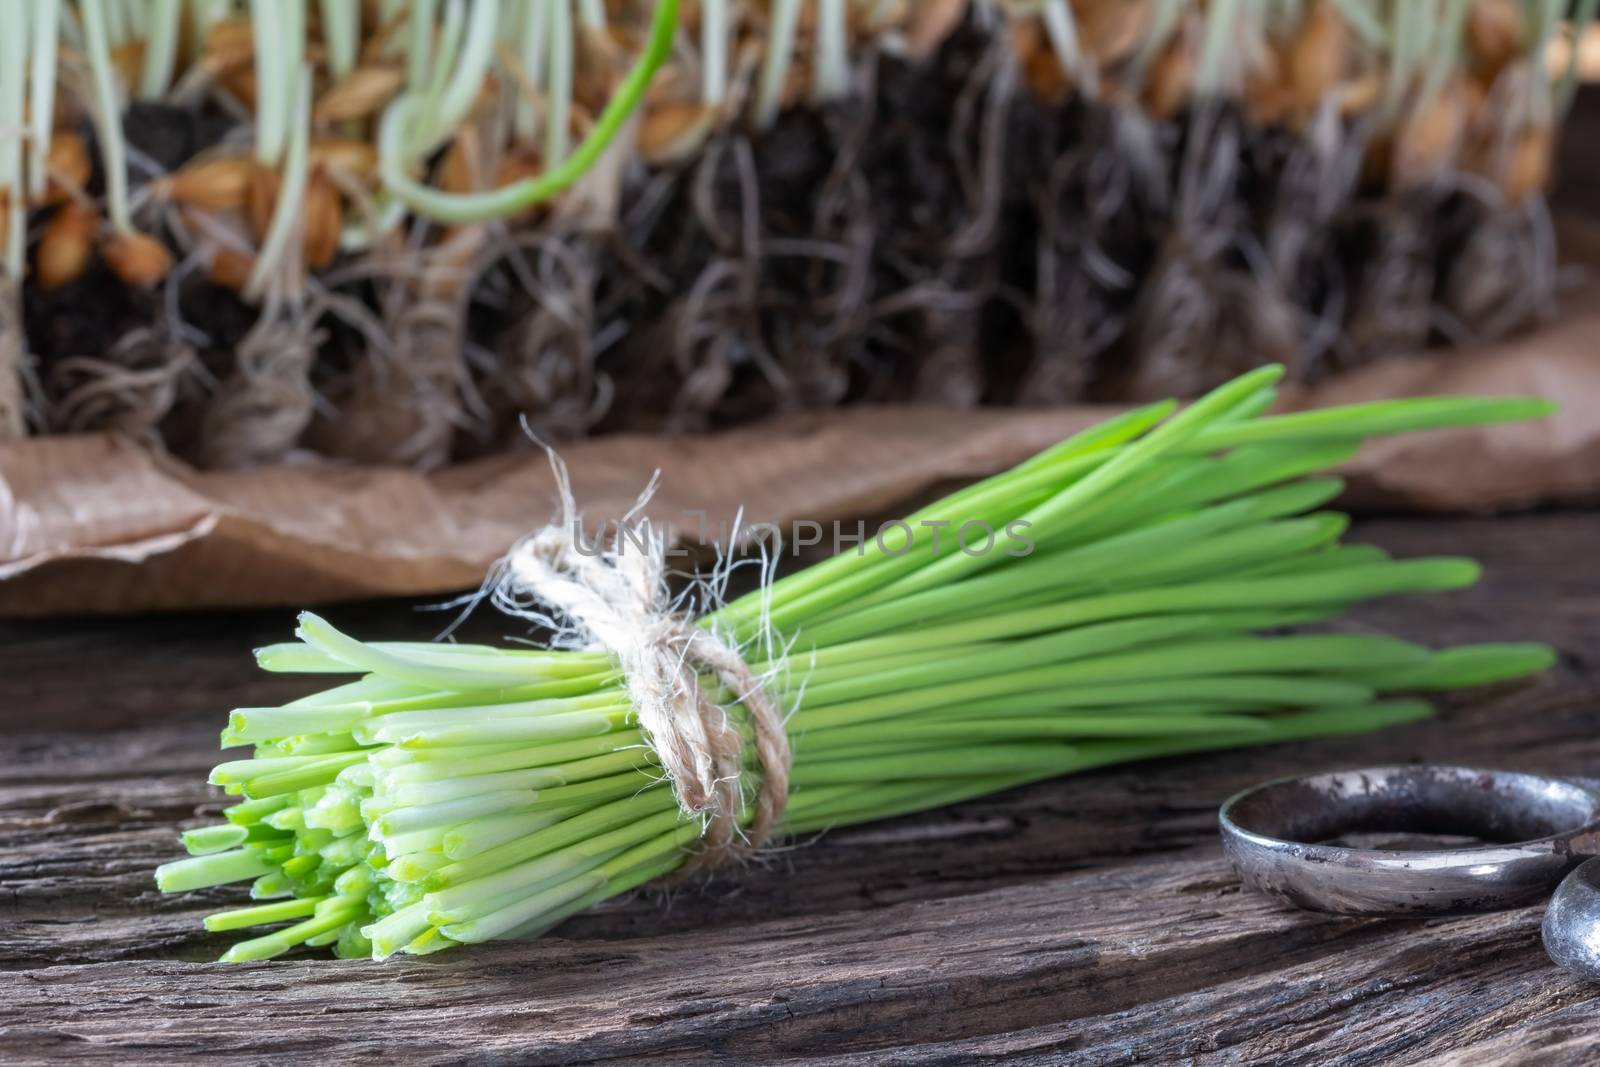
[502,466,791,868]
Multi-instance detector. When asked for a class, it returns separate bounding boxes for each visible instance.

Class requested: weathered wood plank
[781,905,1593,1066]
[2,513,1599,1064]
[0,857,1381,1061]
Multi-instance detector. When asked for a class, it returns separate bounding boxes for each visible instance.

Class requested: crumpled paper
[4,297,1598,617]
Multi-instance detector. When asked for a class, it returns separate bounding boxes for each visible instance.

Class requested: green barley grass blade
[439,824,701,944]
[1348,643,1558,691]
[722,371,1281,640]
[776,607,1336,699]
[1193,396,1558,451]
[900,675,1378,713]
[204,897,324,932]
[219,901,365,963]
[296,612,602,690]
[785,479,1347,642]
[376,731,647,783]
[796,635,1428,728]
[790,671,1380,733]
[256,642,500,673]
[784,701,1436,836]
[426,789,678,889]
[795,615,1226,708]
[355,672,626,715]
[1083,513,1349,589]
[790,744,1083,786]
[713,401,1182,634]
[224,703,375,744]
[854,366,1288,607]
[181,824,250,855]
[156,848,282,892]
[1009,400,1180,475]
[800,558,1480,656]
[369,706,632,748]
[1053,440,1363,548]
[1240,543,1391,575]
[790,713,1275,759]
[257,641,607,676]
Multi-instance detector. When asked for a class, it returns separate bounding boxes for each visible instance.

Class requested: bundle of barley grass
[155,364,1556,961]
[0,2,1589,466]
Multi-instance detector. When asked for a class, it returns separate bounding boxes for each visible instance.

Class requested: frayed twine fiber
[499,455,791,869]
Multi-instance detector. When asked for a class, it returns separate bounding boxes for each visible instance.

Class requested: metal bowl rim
[1218,764,1600,866]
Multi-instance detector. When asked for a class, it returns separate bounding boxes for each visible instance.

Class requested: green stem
[381,0,678,222]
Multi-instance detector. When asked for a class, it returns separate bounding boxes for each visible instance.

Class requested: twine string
[503,459,791,867]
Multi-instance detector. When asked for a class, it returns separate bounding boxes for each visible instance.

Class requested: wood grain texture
[2,512,1599,1065]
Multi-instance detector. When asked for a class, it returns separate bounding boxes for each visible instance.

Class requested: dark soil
[22,256,154,363]
[591,108,850,435]
[1006,94,1170,402]
[158,277,262,460]
[121,102,235,175]
[860,14,1001,406]
[27,103,249,442]
[593,9,1012,433]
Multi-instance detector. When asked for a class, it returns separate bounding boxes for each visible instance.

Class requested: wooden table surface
[2,511,1598,1064]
